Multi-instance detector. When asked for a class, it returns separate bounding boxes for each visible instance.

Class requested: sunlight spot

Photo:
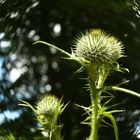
[45,84,52,92]
[10,69,22,82]
[134,73,139,80]
[10,54,17,61]
[135,121,140,139]
[33,35,40,41]
[10,12,19,19]
[0,57,4,80]
[0,110,22,124]
[50,47,57,54]
[0,0,6,4]
[31,1,39,8]
[130,21,136,29]
[25,20,30,26]
[28,30,40,41]
[10,67,27,83]
[41,75,48,82]
[26,7,31,13]
[42,131,49,137]
[26,1,39,13]
[31,56,37,63]
[0,115,4,124]
[0,41,11,48]
[53,23,61,36]
[51,61,58,69]
[28,30,36,38]
[10,89,15,96]
[0,94,4,102]
[30,127,36,133]
[137,135,140,139]
[0,32,5,39]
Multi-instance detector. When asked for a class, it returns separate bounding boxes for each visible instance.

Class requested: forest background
[0,0,140,139]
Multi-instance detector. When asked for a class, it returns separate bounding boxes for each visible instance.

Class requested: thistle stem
[90,93,99,140]
[89,78,101,140]
[51,129,62,140]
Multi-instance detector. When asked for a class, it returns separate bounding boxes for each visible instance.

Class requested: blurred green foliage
[0,0,140,139]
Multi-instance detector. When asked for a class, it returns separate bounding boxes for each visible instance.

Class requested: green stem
[103,113,119,140]
[88,64,109,140]
[50,114,63,140]
[91,93,99,140]
[89,78,101,140]
[109,114,119,140]
[51,128,62,140]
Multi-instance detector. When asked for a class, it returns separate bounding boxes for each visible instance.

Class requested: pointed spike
[101,119,113,127]
[107,110,125,114]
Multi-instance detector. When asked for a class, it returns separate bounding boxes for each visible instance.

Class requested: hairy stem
[88,64,109,140]
[90,93,99,140]
[51,128,62,140]
[89,78,101,140]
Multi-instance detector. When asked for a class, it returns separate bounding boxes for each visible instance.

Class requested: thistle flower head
[35,95,64,129]
[74,29,124,64]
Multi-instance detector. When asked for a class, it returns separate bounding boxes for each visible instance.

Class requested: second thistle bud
[35,95,64,131]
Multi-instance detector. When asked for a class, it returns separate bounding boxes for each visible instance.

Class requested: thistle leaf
[19,100,36,113]
[34,41,83,65]
[101,119,113,128]
[107,110,125,114]
[111,86,140,98]
[34,41,71,57]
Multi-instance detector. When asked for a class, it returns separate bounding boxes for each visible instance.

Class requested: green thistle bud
[35,95,64,130]
[19,95,65,140]
[74,29,124,64]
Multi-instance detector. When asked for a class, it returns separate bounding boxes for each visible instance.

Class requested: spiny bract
[35,95,64,128]
[74,29,124,64]
[36,95,63,116]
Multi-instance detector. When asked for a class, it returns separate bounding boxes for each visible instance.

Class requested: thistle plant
[73,29,125,140]
[33,29,140,140]
[19,95,65,140]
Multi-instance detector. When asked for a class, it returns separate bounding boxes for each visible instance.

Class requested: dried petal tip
[74,29,124,64]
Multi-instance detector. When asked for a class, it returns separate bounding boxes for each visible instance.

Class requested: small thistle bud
[19,95,65,140]
[74,29,124,64]
[35,95,64,131]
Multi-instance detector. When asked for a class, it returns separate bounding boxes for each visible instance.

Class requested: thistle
[73,29,124,88]
[74,29,123,65]
[35,96,64,133]
[33,29,140,140]
[73,29,124,140]
[19,95,65,140]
